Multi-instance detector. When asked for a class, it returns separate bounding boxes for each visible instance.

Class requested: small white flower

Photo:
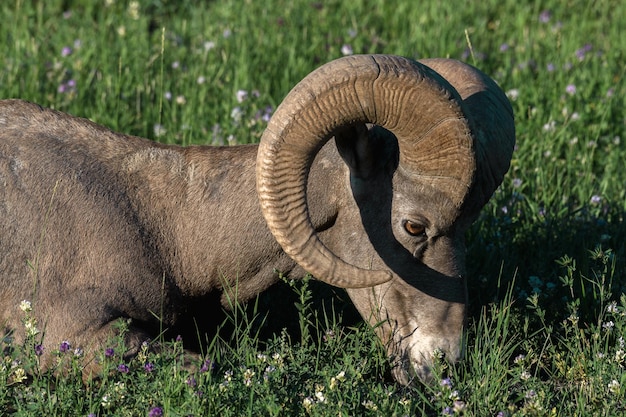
[520,370,531,381]
[341,44,354,56]
[506,89,520,101]
[19,300,32,313]
[302,397,314,411]
[236,90,248,103]
[607,301,619,314]
[608,379,620,394]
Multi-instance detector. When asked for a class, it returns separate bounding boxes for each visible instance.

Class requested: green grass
[1,0,625,415]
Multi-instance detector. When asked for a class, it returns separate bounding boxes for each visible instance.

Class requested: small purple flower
[539,10,551,23]
[59,340,71,353]
[117,363,130,373]
[575,43,593,61]
[565,84,577,95]
[590,195,602,204]
[200,358,214,373]
[440,377,453,388]
[546,63,555,72]
[149,407,163,417]
[61,46,72,57]
[34,344,44,356]
[175,335,183,342]
[499,43,510,52]
[144,362,155,372]
[105,348,115,357]
[186,376,197,387]
[512,178,522,188]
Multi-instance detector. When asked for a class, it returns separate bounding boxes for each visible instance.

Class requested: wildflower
[341,44,354,56]
[117,364,129,373]
[362,400,377,410]
[546,63,555,72]
[440,377,453,388]
[197,76,206,84]
[607,301,619,314]
[19,300,32,313]
[175,95,186,105]
[565,84,576,95]
[12,367,27,383]
[186,376,197,387]
[543,120,556,132]
[590,195,602,204]
[608,379,620,394]
[575,44,592,61]
[453,400,467,412]
[520,370,531,381]
[302,397,314,412]
[330,370,346,389]
[105,348,115,357]
[314,384,326,400]
[223,28,232,38]
[164,91,172,101]
[236,90,248,103]
[148,407,163,417]
[153,124,166,138]
[263,365,276,381]
[200,358,213,372]
[514,354,526,364]
[506,89,519,101]
[74,348,83,357]
[442,406,453,415]
[128,1,140,19]
[539,10,551,23]
[204,41,216,51]
[224,369,233,382]
[61,46,73,57]
[59,341,71,353]
[231,107,244,123]
[602,321,614,331]
[34,344,44,356]
[144,362,155,372]
[171,61,180,69]
[347,28,357,38]
[243,368,255,386]
[101,394,111,408]
[499,43,510,52]
[24,318,39,337]
[512,178,522,188]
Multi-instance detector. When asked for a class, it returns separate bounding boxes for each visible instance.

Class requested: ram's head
[257,55,515,384]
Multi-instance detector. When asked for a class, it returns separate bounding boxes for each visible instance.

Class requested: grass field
[1,0,625,415]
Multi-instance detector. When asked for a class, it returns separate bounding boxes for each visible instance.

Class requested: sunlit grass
[1,0,625,415]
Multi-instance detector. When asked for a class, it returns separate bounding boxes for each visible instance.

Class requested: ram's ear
[335,123,397,180]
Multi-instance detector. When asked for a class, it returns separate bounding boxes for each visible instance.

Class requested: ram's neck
[121,140,348,303]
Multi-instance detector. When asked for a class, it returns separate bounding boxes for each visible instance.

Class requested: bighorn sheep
[0,55,514,384]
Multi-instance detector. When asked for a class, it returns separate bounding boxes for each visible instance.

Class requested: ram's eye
[403,220,426,237]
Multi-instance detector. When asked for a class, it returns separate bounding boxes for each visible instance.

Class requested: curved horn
[256,54,479,289]
[419,58,515,212]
